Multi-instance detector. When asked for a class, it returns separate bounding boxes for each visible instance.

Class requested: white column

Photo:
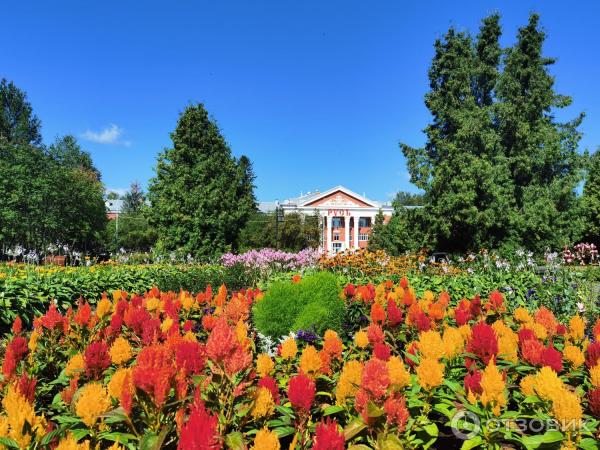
[344,216,350,251]
[326,215,332,254]
[354,215,360,250]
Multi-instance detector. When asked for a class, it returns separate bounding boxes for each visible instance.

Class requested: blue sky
[3,0,599,201]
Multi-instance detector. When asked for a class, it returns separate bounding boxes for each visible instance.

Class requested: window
[359,217,371,228]
[359,233,369,241]
[331,218,342,228]
[333,233,340,241]
[332,242,342,253]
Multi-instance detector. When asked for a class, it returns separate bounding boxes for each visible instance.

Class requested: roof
[105,199,124,213]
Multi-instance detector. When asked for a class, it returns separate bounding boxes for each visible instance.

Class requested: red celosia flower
[586,342,600,368]
[361,358,390,399]
[343,284,356,298]
[288,373,315,412]
[556,324,567,335]
[61,375,79,405]
[373,343,391,361]
[438,291,451,308]
[133,344,176,408]
[534,307,558,336]
[469,295,482,317]
[2,350,17,379]
[540,346,563,373]
[109,313,124,335]
[74,301,92,327]
[202,314,216,331]
[400,278,409,289]
[258,376,280,404]
[313,418,345,450]
[464,370,483,395]
[292,274,302,284]
[123,305,151,335]
[142,317,162,345]
[366,323,384,344]
[206,319,238,362]
[521,338,544,366]
[387,299,403,327]
[407,305,431,331]
[41,303,64,331]
[178,401,221,450]
[174,341,206,376]
[183,320,194,332]
[8,336,28,361]
[454,306,472,326]
[466,322,498,366]
[371,303,386,324]
[589,387,600,417]
[383,393,409,431]
[120,372,133,414]
[485,290,505,313]
[518,329,536,345]
[84,341,111,378]
[11,316,22,334]
[16,373,37,403]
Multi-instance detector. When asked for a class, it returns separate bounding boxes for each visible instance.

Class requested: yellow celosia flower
[256,354,275,378]
[252,427,280,450]
[480,360,506,414]
[531,323,548,341]
[180,292,195,310]
[423,290,435,303]
[416,357,444,391]
[108,367,132,399]
[354,330,369,349]
[493,322,519,363]
[145,297,160,311]
[280,337,297,360]
[387,356,410,389]
[109,337,133,365]
[236,320,249,347]
[520,375,536,396]
[563,345,585,369]
[533,366,565,402]
[252,387,275,419]
[75,383,112,427]
[299,345,321,375]
[442,326,464,360]
[552,390,582,431]
[65,353,85,377]
[55,433,91,450]
[335,360,363,405]
[324,329,339,341]
[1,385,44,448]
[514,307,533,324]
[418,330,445,360]
[28,330,40,353]
[568,315,585,342]
[183,331,197,342]
[96,297,112,319]
[590,363,600,388]
[458,325,472,341]
[160,317,174,333]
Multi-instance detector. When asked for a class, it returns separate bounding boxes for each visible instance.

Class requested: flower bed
[2,279,600,449]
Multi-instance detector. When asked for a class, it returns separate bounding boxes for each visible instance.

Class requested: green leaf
[322,405,345,416]
[461,436,483,450]
[521,431,564,449]
[343,418,367,440]
[225,431,245,450]
[423,423,438,437]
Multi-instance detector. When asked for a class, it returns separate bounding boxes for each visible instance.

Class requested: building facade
[266,186,393,254]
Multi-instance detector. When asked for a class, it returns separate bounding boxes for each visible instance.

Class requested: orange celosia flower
[299,345,322,376]
[75,383,111,427]
[108,367,134,399]
[534,307,558,336]
[415,357,444,391]
[65,353,85,377]
[418,330,445,360]
[354,330,369,349]
[256,354,275,378]
[109,337,133,365]
[252,387,275,419]
[280,337,298,360]
[335,360,363,405]
[252,427,280,450]
[563,345,585,369]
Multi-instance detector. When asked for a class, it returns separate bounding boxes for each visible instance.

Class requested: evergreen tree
[148,104,255,258]
[582,150,600,246]
[122,181,145,215]
[401,13,584,252]
[0,78,42,146]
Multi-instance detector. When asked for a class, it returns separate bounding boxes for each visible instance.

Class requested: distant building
[260,186,394,253]
[105,199,123,220]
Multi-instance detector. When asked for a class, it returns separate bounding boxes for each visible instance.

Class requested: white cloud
[82,124,131,146]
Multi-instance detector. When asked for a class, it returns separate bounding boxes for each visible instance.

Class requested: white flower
[577,302,585,313]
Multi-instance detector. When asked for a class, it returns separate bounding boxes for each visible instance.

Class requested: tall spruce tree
[496,13,584,250]
[401,13,584,252]
[402,14,513,251]
[148,104,256,258]
[582,150,600,246]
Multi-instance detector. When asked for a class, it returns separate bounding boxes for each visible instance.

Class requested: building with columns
[261,186,393,254]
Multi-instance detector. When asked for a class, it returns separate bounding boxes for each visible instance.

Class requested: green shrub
[253,271,344,338]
